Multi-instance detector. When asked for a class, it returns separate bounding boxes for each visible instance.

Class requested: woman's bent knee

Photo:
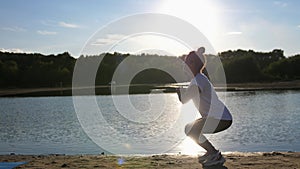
[184,123,193,135]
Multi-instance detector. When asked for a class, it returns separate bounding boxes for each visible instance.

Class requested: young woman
[177,47,232,167]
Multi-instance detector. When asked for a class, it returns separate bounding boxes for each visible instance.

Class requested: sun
[157,0,219,40]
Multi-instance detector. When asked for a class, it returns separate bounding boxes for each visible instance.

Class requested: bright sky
[1,0,300,57]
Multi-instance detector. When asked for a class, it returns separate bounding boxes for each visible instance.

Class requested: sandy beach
[0,152,299,169]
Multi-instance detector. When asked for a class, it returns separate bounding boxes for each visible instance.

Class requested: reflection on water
[0,90,299,155]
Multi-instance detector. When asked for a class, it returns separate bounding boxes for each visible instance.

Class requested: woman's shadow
[203,165,228,169]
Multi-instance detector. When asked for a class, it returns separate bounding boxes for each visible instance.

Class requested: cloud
[58,21,80,28]
[37,30,57,35]
[0,48,33,53]
[41,20,57,27]
[298,25,300,28]
[91,34,126,46]
[226,31,242,35]
[1,26,26,32]
[41,20,80,28]
[273,1,288,7]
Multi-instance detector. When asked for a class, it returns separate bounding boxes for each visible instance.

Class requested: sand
[1,152,299,169]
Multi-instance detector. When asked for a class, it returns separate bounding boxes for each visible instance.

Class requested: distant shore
[1,152,299,169]
[224,80,300,91]
[0,80,299,97]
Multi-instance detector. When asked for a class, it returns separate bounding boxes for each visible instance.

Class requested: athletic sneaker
[198,151,221,164]
[202,151,226,166]
[198,152,210,163]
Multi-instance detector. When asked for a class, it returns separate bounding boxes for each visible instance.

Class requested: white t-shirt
[180,73,232,120]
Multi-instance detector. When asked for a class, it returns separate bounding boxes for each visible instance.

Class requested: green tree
[223,55,263,83]
[266,54,300,80]
[1,60,19,86]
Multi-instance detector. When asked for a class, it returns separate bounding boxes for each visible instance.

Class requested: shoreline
[0,80,300,97]
[0,152,299,168]
[224,80,300,91]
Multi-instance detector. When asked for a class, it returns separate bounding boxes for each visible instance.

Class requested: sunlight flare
[157,0,220,39]
[178,137,205,155]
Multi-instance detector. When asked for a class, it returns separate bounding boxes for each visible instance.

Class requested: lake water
[0,90,299,155]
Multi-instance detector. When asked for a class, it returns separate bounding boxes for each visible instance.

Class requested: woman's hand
[176,87,182,101]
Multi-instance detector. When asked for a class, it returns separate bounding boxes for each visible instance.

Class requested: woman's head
[197,47,205,55]
[184,50,206,76]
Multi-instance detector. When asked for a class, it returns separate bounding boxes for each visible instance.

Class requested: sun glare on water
[178,137,205,155]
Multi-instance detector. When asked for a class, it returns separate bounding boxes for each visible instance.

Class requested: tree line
[219,49,300,82]
[0,49,299,88]
[0,52,75,88]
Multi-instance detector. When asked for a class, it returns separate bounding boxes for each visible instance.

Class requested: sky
[0,0,300,57]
